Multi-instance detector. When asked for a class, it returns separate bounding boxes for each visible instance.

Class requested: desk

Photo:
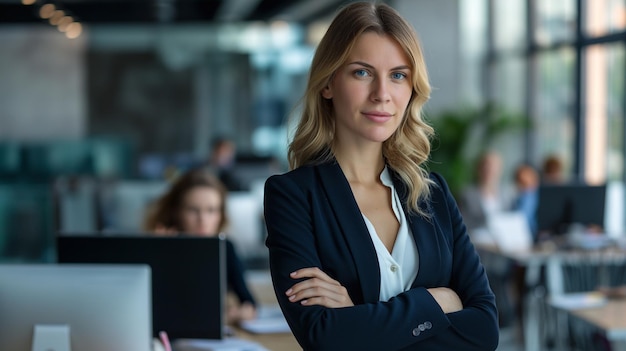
[477,243,626,351]
[553,298,626,350]
[233,329,299,351]
[236,270,301,351]
[476,243,555,351]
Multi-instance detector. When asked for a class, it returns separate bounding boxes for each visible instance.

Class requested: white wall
[0,3,470,142]
[392,0,461,115]
[0,26,87,141]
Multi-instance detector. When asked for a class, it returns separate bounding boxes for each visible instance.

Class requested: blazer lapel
[316,162,381,303]
[391,173,444,286]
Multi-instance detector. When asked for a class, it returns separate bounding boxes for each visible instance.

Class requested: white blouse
[361,167,419,302]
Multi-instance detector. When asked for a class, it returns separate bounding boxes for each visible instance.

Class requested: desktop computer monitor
[0,264,152,351]
[56,235,226,340]
[536,183,607,236]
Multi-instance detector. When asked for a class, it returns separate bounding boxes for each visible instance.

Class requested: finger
[300,295,345,308]
[287,281,347,304]
[154,225,177,236]
[290,267,341,285]
[289,289,343,306]
[286,277,340,297]
[298,286,353,308]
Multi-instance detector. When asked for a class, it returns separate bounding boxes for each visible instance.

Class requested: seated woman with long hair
[144,168,257,324]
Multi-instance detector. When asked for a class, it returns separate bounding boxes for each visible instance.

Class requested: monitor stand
[32,324,71,351]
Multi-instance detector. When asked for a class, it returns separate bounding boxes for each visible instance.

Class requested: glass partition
[533,48,576,179]
[534,0,577,45]
[584,0,626,37]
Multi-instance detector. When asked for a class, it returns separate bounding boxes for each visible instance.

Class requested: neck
[334,151,385,185]
[479,182,498,195]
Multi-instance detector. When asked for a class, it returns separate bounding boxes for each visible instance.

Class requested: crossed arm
[286,267,463,314]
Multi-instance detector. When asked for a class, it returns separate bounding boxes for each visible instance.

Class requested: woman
[541,154,565,184]
[459,151,513,241]
[144,168,257,323]
[512,162,539,237]
[263,2,498,350]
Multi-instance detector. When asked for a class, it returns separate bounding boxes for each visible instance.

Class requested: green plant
[427,102,528,198]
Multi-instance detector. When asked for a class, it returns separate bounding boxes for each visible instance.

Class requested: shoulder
[265,166,311,194]
[222,238,245,262]
[427,172,450,196]
[222,237,237,252]
[265,162,338,190]
[425,172,457,210]
[428,171,446,187]
[267,165,315,182]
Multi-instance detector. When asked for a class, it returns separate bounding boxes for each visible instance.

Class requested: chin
[365,128,397,142]
[197,231,217,237]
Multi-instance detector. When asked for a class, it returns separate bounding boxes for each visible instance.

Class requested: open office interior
[1,1,626,350]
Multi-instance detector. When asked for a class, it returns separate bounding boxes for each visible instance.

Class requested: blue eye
[391,72,407,80]
[354,69,369,78]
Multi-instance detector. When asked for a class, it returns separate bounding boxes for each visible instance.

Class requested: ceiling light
[39,4,56,19]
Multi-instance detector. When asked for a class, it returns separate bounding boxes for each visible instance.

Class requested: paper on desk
[172,338,269,351]
[239,305,291,334]
[549,292,608,310]
[239,318,291,334]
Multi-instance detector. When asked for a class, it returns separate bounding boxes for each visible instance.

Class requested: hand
[226,301,257,324]
[427,287,463,314]
[238,301,257,321]
[153,224,178,236]
[286,267,354,308]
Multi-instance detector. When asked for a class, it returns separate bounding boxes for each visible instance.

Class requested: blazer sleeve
[423,172,500,350]
[264,171,498,351]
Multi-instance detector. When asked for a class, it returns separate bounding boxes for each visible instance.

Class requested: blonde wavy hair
[287,1,434,216]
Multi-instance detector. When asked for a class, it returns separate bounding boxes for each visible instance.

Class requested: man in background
[208,137,245,191]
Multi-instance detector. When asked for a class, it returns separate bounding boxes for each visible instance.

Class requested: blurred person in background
[143,168,257,324]
[511,163,539,239]
[207,136,245,191]
[541,154,565,184]
[459,150,513,242]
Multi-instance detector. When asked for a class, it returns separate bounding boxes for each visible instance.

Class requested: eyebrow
[347,61,410,71]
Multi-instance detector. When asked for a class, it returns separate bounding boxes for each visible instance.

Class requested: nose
[198,212,211,226]
[370,77,391,103]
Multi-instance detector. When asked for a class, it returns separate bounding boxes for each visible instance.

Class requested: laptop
[56,235,226,340]
[486,211,533,252]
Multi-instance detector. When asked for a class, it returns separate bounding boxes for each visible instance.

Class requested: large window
[481,0,626,186]
[583,43,625,182]
[584,0,626,37]
[493,0,526,51]
[493,56,526,113]
[534,0,577,45]
[534,48,576,178]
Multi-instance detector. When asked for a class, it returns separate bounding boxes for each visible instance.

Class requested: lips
[363,111,393,123]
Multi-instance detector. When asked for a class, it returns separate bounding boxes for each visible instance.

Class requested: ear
[321,85,333,99]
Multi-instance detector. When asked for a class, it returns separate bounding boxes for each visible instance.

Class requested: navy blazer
[264,161,499,351]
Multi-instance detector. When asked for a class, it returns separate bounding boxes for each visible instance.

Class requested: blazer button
[424,321,432,329]
[418,323,426,331]
[412,327,420,337]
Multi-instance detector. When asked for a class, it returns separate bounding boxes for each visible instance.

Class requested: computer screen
[0,264,152,351]
[536,183,607,236]
[56,235,226,340]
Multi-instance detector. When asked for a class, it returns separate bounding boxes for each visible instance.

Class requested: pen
[159,331,172,351]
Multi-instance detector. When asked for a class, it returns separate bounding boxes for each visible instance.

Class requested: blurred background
[0,0,624,265]
[4,1,626,350]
